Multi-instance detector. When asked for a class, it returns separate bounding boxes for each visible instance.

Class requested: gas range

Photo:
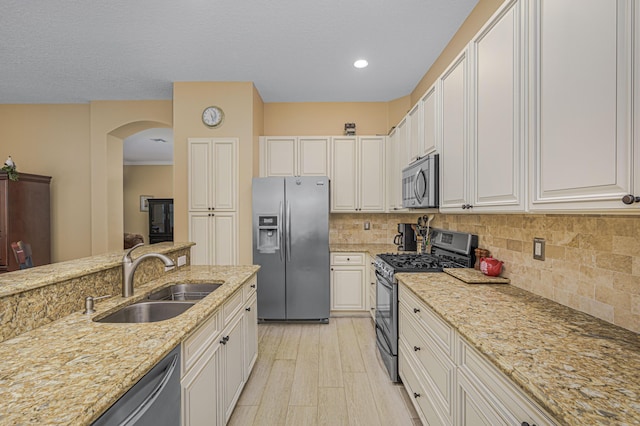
[374,228,478,281]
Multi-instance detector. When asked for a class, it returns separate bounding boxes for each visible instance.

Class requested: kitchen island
[397,272,640,425]
[0,263,259,425]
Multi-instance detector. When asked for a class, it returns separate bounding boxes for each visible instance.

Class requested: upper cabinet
[529,0,637,210]
[439,49,471,211]
[260,136,330,177]
[387,127,407,212]
[331,136,386,212]
[420,85,438,157]
[188,138,238,211]
[469,0,526,212]
[407,103,422,164]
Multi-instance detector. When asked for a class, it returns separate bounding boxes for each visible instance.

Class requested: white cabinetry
[407,103,422,164]
[331,136,385,212]
[529,0,636,210]
[188,138,238,265]
[189,212,237,266]
[387,126,407,211]
[398,281,557,426]
[261,136,330,177]
[470,0,526,212]
[181,276,258,426]
[439,50,471,211]
[421,84,438,157]
[367,254,376,320]
[330,252,366,311]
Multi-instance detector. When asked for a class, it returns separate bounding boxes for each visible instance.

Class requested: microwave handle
[414,169,425,204]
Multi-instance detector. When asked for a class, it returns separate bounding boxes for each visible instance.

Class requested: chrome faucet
[122,243,175,297]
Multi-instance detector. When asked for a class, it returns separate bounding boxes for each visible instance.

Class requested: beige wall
[123,165,174,244]
[410,0,505,105]
[173,82,256,265]
[387,95,411,132]
[264,102,389,136]
[0,104,92,262]
[89,100,172,254]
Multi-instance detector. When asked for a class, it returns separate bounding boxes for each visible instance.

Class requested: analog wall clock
[202,106,224,128]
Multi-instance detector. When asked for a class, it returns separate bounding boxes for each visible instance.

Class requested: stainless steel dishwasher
[92,345,181,426]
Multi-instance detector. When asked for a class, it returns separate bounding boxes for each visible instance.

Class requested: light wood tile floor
[229,317,422,426]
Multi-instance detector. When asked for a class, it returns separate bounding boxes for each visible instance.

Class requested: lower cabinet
[330,252,366,311]
[398,282,557,426]
[181,276,258,425]
[189,212,238,266]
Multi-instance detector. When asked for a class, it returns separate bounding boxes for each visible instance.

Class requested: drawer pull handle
[521,423,536,426]
[413,392,421,399]
[250,284,256,288]
[245,307,251,312]
[413,308,420,313]
[414,346,421,352]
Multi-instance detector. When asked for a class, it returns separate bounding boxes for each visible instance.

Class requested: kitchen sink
[95,301,195,323]
[146,283,223,301]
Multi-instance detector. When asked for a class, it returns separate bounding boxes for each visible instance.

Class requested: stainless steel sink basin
[146,283,223,301]
[95,301,195,323]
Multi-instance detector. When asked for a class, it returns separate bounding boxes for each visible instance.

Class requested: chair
[11,241,34,269]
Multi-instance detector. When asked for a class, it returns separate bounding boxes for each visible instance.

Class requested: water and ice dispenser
[257,215,280,253]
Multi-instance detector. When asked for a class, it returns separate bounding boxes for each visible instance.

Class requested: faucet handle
[83,295,111,315]
[123,243,145,262]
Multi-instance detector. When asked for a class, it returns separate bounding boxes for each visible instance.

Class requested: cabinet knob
[413,392,421,399]
[622,194,640,205]
[220,335,229,345]
[250,284,256,288]
[462,204,473,209]
[347,257,350,261]
[414,346,421,352]
[245,307,251,312]
[521,423,536,426]
[413,308,420,313]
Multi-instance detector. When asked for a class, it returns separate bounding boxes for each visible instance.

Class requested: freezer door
[252,177,286,320]
[284,176,330,320]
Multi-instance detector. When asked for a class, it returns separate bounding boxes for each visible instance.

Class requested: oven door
[375,271,397,355]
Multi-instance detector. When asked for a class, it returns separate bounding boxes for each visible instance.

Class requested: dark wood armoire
[0,172,51,272]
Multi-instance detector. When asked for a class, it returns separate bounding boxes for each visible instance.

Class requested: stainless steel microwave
[402,154,439,208]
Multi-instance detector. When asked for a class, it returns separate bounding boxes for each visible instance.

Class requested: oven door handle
[375,271,393,290]
[375,322,394,357]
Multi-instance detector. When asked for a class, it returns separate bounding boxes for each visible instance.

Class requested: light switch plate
[533,238,545,261]
[177,255,187,267]
[364,221,371,230]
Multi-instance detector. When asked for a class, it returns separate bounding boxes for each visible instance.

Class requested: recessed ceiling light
[354,59,369,69]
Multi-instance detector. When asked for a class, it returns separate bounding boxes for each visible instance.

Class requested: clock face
[202,106,224,128]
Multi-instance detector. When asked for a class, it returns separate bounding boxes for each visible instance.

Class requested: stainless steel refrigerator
[252,176,330,322]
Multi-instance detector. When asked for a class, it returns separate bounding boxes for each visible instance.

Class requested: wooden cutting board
[443,268,510,284]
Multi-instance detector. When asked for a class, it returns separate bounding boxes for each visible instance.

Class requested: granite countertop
[330,243,404,257]
[0,264,259,425]
[396,272,640,426]
[0,242,194,298]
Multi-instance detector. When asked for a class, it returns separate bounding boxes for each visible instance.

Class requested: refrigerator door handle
[286,201,292,262]
[279,201,284,262]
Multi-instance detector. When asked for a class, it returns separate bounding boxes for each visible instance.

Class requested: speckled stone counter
[330,243,405,257]
[0,265,259,425]
[396,272,640,426]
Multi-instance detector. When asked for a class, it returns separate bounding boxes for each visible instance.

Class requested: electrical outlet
[364,221,370,230]
[533,238,545,260]
[177,255,187,267]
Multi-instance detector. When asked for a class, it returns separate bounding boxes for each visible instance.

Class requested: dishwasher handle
[119,352,179,426]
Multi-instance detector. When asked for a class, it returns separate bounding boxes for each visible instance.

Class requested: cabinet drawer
[222,289,244,326]
[399,284,455,357]
[400,304,455,424]
[243,275,257,300]
[399,341,447,426]
[458,340,556,426]
[330,252,365,265]
[183,310,220,374]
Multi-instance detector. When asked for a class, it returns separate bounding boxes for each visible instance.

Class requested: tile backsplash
[330,213,640,333]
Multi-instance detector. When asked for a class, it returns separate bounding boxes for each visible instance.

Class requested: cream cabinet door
[182,338,221,426]
[421,85,438,157]
[407,103,422,164]
[396,117,410,171]
[298,137,330,176]
[359,136,386,212]
[470,0,526,212]
[264,137,296,176]
[243,294,258,377]
[221,313,245,424]
[530,0,634,210]
[439,50,470,211]
[188,138,238,211]
[331,137,359,211]
[330,266,365,311]
[189,212,237,266]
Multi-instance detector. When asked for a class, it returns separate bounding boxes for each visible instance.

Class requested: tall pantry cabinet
[0,172,51,272]
[188,138,239,265]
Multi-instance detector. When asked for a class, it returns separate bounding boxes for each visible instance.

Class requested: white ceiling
[123,128,173,165]
[1,0,478,104]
